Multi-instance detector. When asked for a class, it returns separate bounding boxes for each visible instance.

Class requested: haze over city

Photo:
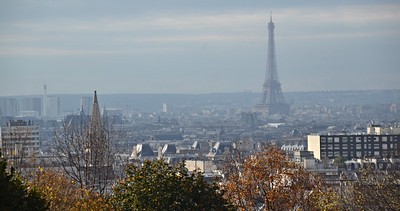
[1,0,399,96]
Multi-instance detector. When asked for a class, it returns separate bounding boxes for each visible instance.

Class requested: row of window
[321,150,398,158]
[1,137,40,141]
[320,136,398,144]
[321,143,395,150]
[2,142,40,147]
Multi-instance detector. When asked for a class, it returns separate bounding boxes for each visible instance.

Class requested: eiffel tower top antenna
[270,11,272,22]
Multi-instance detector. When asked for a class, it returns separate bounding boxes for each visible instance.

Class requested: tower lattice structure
[254,15,290,115]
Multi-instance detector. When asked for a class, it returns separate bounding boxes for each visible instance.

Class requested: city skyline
[1,1,400,96]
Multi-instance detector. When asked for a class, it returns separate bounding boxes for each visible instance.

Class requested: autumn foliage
[345,163,400,210]
[30,167,111,211]
[224,146,339,210]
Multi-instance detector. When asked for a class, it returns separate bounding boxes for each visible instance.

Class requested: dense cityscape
[1,1,400,210]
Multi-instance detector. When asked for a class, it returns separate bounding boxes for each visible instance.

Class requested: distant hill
[2,90,399,113]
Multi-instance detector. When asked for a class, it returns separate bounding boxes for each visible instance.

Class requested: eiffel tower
[254,15,290,115]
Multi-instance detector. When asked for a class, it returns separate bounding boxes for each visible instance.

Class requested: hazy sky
[1,0,399,96]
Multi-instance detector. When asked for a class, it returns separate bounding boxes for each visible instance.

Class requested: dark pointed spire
[94,91,98,106]
[91,90,102,128]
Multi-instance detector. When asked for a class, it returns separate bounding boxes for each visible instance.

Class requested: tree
[224,145,339,210]
[333,156,347,169]
[343,161,400,210]
[54,91,116,194]
[29,167,112,210]
[112,159,234,211]
[0,152,48,211]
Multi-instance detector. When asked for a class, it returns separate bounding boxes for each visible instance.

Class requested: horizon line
[1,88,399,97]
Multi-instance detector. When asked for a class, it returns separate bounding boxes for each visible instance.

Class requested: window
[334,137,340,143]
[334,144,340,150]
[356,144,362,150]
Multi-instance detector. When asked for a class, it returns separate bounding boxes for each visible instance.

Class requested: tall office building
[162,103,168,113]
[46,96,61,117]
[43,85,47,117]
[81,96,93,114]
[19,97,42,117]
[0,98,18,117]
[254,15,290,115]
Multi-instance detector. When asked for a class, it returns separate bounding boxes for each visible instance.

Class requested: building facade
[80,96,93,114]
[308,134,400,160]
[0,120,40,158]
[367,124,400,135]
[0,98,18,117]
[46,96,61,117]
[19,97,42,117]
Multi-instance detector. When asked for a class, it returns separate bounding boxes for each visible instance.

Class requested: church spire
[91,90,102,129]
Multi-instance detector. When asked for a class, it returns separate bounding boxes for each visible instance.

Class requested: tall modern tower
[254,15,290,115]
[43,85,47,117]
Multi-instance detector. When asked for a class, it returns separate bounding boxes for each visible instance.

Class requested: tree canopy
[30,167,111,211]
[0,153,48,211]
[343,163,400,210]
[224,146,339,210]
[112,159,234,211]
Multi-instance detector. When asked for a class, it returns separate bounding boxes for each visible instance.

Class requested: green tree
[333,156,347,169]
[112,159,234,211]
[0,152,48,211]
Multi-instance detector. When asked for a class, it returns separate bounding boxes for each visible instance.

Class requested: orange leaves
[224,145,335,210]
[29,168,112,210]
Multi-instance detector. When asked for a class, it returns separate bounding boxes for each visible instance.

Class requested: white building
[367,124,400,135]
[0,120,40,158]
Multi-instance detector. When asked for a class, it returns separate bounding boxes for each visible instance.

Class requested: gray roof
[137,143,155,157]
